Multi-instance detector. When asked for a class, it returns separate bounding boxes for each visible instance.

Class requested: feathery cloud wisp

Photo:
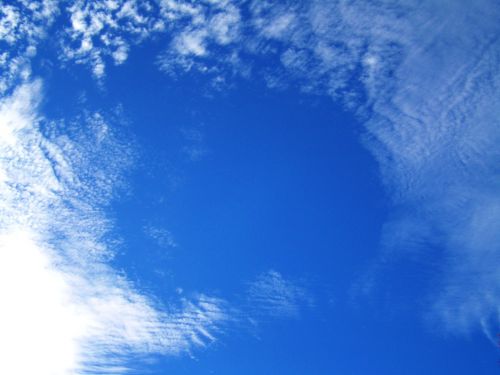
[247,270,313,319]
[0,81,229,374]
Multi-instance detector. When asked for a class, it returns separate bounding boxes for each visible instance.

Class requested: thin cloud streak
[246,270,313,320]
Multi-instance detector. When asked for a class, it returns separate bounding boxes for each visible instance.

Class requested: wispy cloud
[61,0,161,78]
[57,0,242,80]
[143,224,177,249]
[157,0,241,77]
[359,1,500,334]
[0,81,229,374]
[0,0,57,93]
[246,270,313,320]
[180,125,208,162]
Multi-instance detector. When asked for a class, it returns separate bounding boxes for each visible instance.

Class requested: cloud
[246,270,313,320]
[0,230,84,375]
[0,0,57,93]
[61,0,161,78]
[156,0,242,81]
[143,224,177,249]
[180,125,208,162]
[0,81,229,374]
[359,1,500,334]
[58,0,242,79]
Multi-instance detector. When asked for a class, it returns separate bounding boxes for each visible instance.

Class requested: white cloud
[0,0,57,93]
[0,81,229,374]
[174,29,209,56]
[157,0,243,79]
[247,270,313,319]
[250,2,297,40]
[0,230,84,375]
[359,1,500,333]
[62,0,160,77]
[144,225,177,249]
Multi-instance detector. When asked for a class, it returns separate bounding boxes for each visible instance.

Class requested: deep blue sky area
[2,2,500,374]
[109,62,386,295]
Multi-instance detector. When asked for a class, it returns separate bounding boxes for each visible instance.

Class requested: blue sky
[1,0,500,374]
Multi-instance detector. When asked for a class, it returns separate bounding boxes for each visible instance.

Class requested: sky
[1,0,500,374]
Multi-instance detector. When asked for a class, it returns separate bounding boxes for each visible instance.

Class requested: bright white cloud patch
[0,81,229,374]
[0,231,84,375]
[59,0,242,78]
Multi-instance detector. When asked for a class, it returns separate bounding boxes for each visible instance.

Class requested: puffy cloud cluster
[59,0,242,78]
[0,0,57,93]
[61,0,162,77]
